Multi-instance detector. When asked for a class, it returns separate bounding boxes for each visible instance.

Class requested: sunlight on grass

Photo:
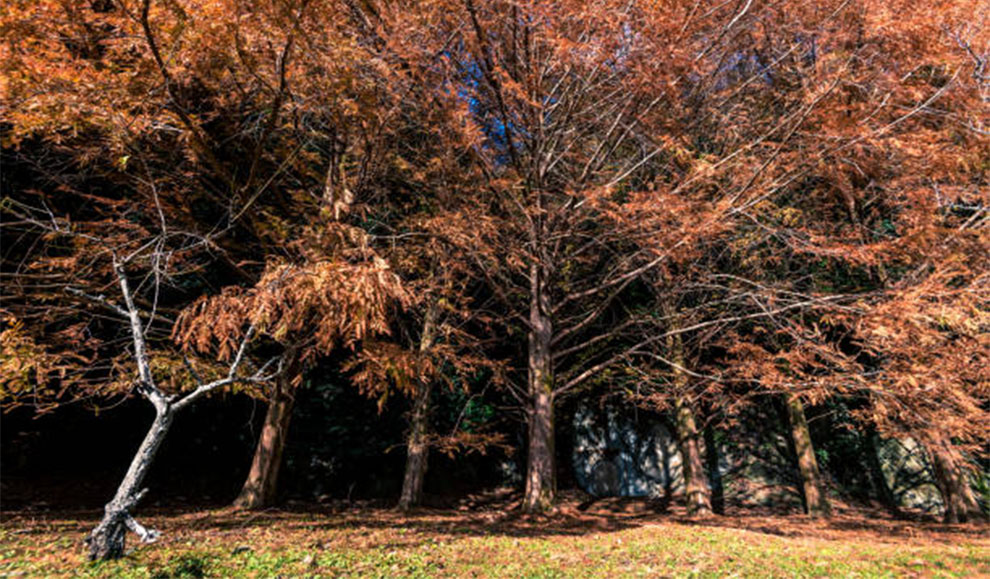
[1,511,987,578]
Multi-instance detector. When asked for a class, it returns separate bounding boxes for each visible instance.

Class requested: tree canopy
[1,0,987,561]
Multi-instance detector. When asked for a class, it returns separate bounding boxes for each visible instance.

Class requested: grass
[1,502,987,577]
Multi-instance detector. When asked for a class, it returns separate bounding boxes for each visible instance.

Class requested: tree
[1,190,282,559]
[626,291,717,516]
[175,227,410,508]
[233,347,300,509]
[391,0,739,512]
[397,305,440,510]
[783,396,830,516]
[80,255,273,560]
[350,296,503,510]
[348,206,504,510]
[3,0,418,510]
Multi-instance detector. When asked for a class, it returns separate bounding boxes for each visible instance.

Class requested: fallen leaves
[1,501,987,577]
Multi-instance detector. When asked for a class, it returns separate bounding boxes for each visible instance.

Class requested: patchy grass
[1,502,987,577]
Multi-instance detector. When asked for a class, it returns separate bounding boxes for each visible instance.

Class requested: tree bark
[88,405,171,560]
[662,306,712,516]
[234,354,299,509]
[674,398,712,516]
[398,382,432,511]
[666,325,712,516]
[524,380,555,512]
[523,264,556,513]
[398,307,439,511]
[929,439,983,523]
[785,397,830,517]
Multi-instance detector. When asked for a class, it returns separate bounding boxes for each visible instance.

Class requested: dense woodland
[1,0,988,564]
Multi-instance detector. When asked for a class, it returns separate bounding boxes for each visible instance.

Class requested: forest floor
[1,493,988,578]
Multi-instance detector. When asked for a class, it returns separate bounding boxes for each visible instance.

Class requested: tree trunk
[524,381,555,512]
[523,265,556,513]
[88,405,172,560]
[674,398,712,516]
[785,397,830,517]
[398,307,439,511]
[398,382,432,511]
[929,439,983,523]
[703,423,725,515]
[664,310,711,516]
[234,359,298,509]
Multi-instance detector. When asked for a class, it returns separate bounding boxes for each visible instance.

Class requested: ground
[1,494,987,577]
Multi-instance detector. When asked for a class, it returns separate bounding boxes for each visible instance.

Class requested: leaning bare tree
[79,255,278,560]
[1,196,281,560]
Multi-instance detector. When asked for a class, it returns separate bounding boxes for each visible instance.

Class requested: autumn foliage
[1,0,988,561]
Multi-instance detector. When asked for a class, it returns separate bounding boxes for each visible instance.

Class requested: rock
[874,437,944,514]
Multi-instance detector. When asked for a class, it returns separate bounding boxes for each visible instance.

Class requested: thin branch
[65,287,130,319]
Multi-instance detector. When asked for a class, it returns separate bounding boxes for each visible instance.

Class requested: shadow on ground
[3,488,985,550]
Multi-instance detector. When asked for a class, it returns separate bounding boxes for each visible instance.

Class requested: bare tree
[79,255,278,560]
[2,198,280,559]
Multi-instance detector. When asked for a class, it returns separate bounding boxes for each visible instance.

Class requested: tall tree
[395,0,745,512]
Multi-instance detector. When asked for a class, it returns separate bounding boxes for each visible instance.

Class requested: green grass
[1,508,986,577]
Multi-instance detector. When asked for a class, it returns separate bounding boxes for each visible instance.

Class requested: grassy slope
[1,505,987,578]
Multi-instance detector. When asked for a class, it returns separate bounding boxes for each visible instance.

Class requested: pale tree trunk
[85,261,266,560]
[785,397,830,517]
[234,351,299,509]
[87,264,174,560]
[88,404,171,560]
[929,439,983,523]
[523,263,556,513]
[398,307,438,511]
